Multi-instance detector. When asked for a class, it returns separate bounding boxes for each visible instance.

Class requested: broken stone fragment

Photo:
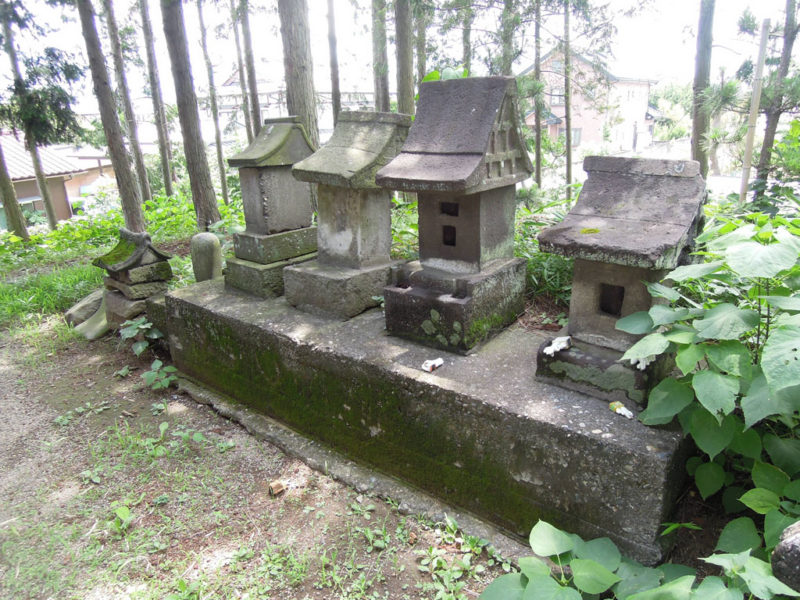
[65,288,104,327]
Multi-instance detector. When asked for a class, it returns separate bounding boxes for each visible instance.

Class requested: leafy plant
[119,316,163,357]
[142,359,177,390]
[421,308,462,347]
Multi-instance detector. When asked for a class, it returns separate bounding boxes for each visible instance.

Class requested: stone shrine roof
[292,111,411,189]
[228,117,315,168]
[538,157,706,269]
[376,77,533,194]
[93,228,172,273]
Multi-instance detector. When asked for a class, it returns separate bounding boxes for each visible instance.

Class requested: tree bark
[230,0,254,143]
[139,0,173,197]
[372,0,390,112]
[755,0,798,195]
[462,4,473,75]
[103,0,152,204]
[0,138,30,241]
[197,0,230,205]
[278,0,320,148]
[76,0,146,233]
[395,0,414,115]
[691,0,715,179]
[415,4,427,86]
[564,0,572,200]
[160,0,221,230]
[534,0,542,186]
[239,0,262,135]
[1,17,58,230]
[500,0,515,75]
[327,0,341,126]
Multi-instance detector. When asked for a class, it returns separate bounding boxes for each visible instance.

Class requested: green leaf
[616,311,655,334]
[421,320,436,335]
[421,70,441,83]
[692,371,739,422]
[702,549,751,573]
[689,410,738,460]
[739,488,780,515]
[761,325,800,398]
[664,327,699,345]
[676,344,705,376]
[518,556,551,580]
[614,562,663,599]
[664,260,725,282]
[693,304,760,341]
[627,575,695,600]
[762,296,800,312]
[691,576,744,600]
[752,462,790,496]
[132,340,149,356]
[714,517,761,553]
[728,427,762,460]
[722,486,748,514]
[529,521,575,557]
[705,341,752,378]
[620,333,671,363]
[741,372,789,430]
[522,575,582,600]
[764,435,800,477]
[784,479,800,502]
[649,305,690,326]
[645,282,682,302]
[660,563,697,583]
[574,537,621,572]
[764,510,797,550]
[695,462,726,499]
[479,572,525,600]
[705,223,757,251]
[739,555,800,598]
[726,240,799,279]
[640,379,694,425]
[570,558,621,594]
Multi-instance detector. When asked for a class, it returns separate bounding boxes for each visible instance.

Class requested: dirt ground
[0,320,511,600]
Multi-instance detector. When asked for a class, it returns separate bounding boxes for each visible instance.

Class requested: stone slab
[225,253,317,298]
[65,288,104,327]
[104,277,168,300]
[145,294,168,336]
[164,279,689,564]
[74,295,110,340]
[108,261,173,285]
[105,290,146,327]
[239,166,314,235]
[234,227,318,265]
[283,259,398,319]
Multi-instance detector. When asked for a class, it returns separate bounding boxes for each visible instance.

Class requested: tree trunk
[160,0,221,230]
[76,0,146,233]
[691,0,715,179]
[327,0,341,126]
[534,0,542,186]
[564,0,572,200]
[462,4,473,75]
[415,5,427,85]
[500,0,515,75]
[0,139,29,241]
[239,0,262,135]
[103,0,152,204]
[278,0,320,148]
[230,0,254,143]
[1,18,58,230]
[755,0,798,196]
[372,0,390,112]
[395,0,414,115]
[197,0,230,205]
[139,0,173,197]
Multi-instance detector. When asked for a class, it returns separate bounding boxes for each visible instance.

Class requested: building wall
[13,177,72,221]
[64,165,116,203]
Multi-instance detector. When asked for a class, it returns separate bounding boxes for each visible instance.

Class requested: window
[549,87,565,106]
[557,128,582,146]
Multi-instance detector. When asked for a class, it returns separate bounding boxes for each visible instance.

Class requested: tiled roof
[0,134,85,181]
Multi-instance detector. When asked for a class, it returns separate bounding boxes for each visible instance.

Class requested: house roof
[0,134,85,181]
[228,116,316,168]
[518,48,656,86]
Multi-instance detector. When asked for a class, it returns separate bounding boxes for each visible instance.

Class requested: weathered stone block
[105,290,146,327]
[239,166,314,235]
[108,261,173,284]
[65,288,104,327]
[104,277,168,300]
[74,294,109,340]
[225,253,317,298]
[191,232,223,282]
[145,294,168,335]
[234,227,318,265]
[773,521,800,593]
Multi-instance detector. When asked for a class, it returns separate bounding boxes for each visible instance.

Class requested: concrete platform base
[164,280,688,564]
[225,253,316,298]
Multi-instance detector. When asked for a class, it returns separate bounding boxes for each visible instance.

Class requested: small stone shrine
[93,228,173,327]
[283,111,411,318]
[536,156,706,406]
[225,116,317,297]
[376,76,532,352]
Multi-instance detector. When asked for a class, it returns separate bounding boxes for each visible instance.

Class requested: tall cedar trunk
[564,1,572,200]
[230,0,254,143]
[278,0,320,148]
[0,139,30,240]
[395,0,414,115]
[103,0,152,204]
[327,0,341,126]
[197,0,230,205]
[76,0,146,232]
[372,0,390,112]
[691,0,715,179]
[139,0,173,196]
[462,4,473,74]
[239,0,261,134]
[534,0,542,186]
[756,0,798,196]
[160,0,221,230]
[415,6,427,86]
[1,18,58,230]
[500,0,515,75]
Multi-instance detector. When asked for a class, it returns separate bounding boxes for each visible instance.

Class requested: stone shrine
[225,116,317,297]
[283,111,411,318]
[376,76,532,352]
[536,156,706,406]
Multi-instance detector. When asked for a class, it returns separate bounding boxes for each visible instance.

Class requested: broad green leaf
[649,305,690,326]
[764,509,797,550]
[640,379,694,425]
[529,521,575,557]
[752,462,790,496]
[571,558,621,594]
[761,325,800,398]
[705,341,752,378]
[693,304,760,341]
[722,486,748,514]
[660,564,698,583]
[132,340,149,356]
[518,556,550,580]
[764,435,800,477]
[617,311,655,334]
[705,223,757,251]
[739,488,780,515]
[728,427,762,460]
[784,479,800,502]
[689,410,738,460]
[479,572,526,600]
[614,563,663,600]
[421,70,441,83]
[665,260,725,282]
[620,333,671,363]
[702,549,751,573]
[762,296,800,313]
[739,555,800,598]
[692,371,739,422]
[575,537,621,572]
[695,462,726,499]
[676,344,705,376]
[691,576,744,600]
[726,240,799,279]
[645,282,682,302]
[741,372,789,430]
[714,517,761,553]
[627,575,696,600]
[522,575,582,600]
[664,327,699,345]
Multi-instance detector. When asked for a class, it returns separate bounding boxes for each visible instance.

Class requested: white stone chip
[609,401,634,419]
[421,358,444,372]
[542,336,572,357]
